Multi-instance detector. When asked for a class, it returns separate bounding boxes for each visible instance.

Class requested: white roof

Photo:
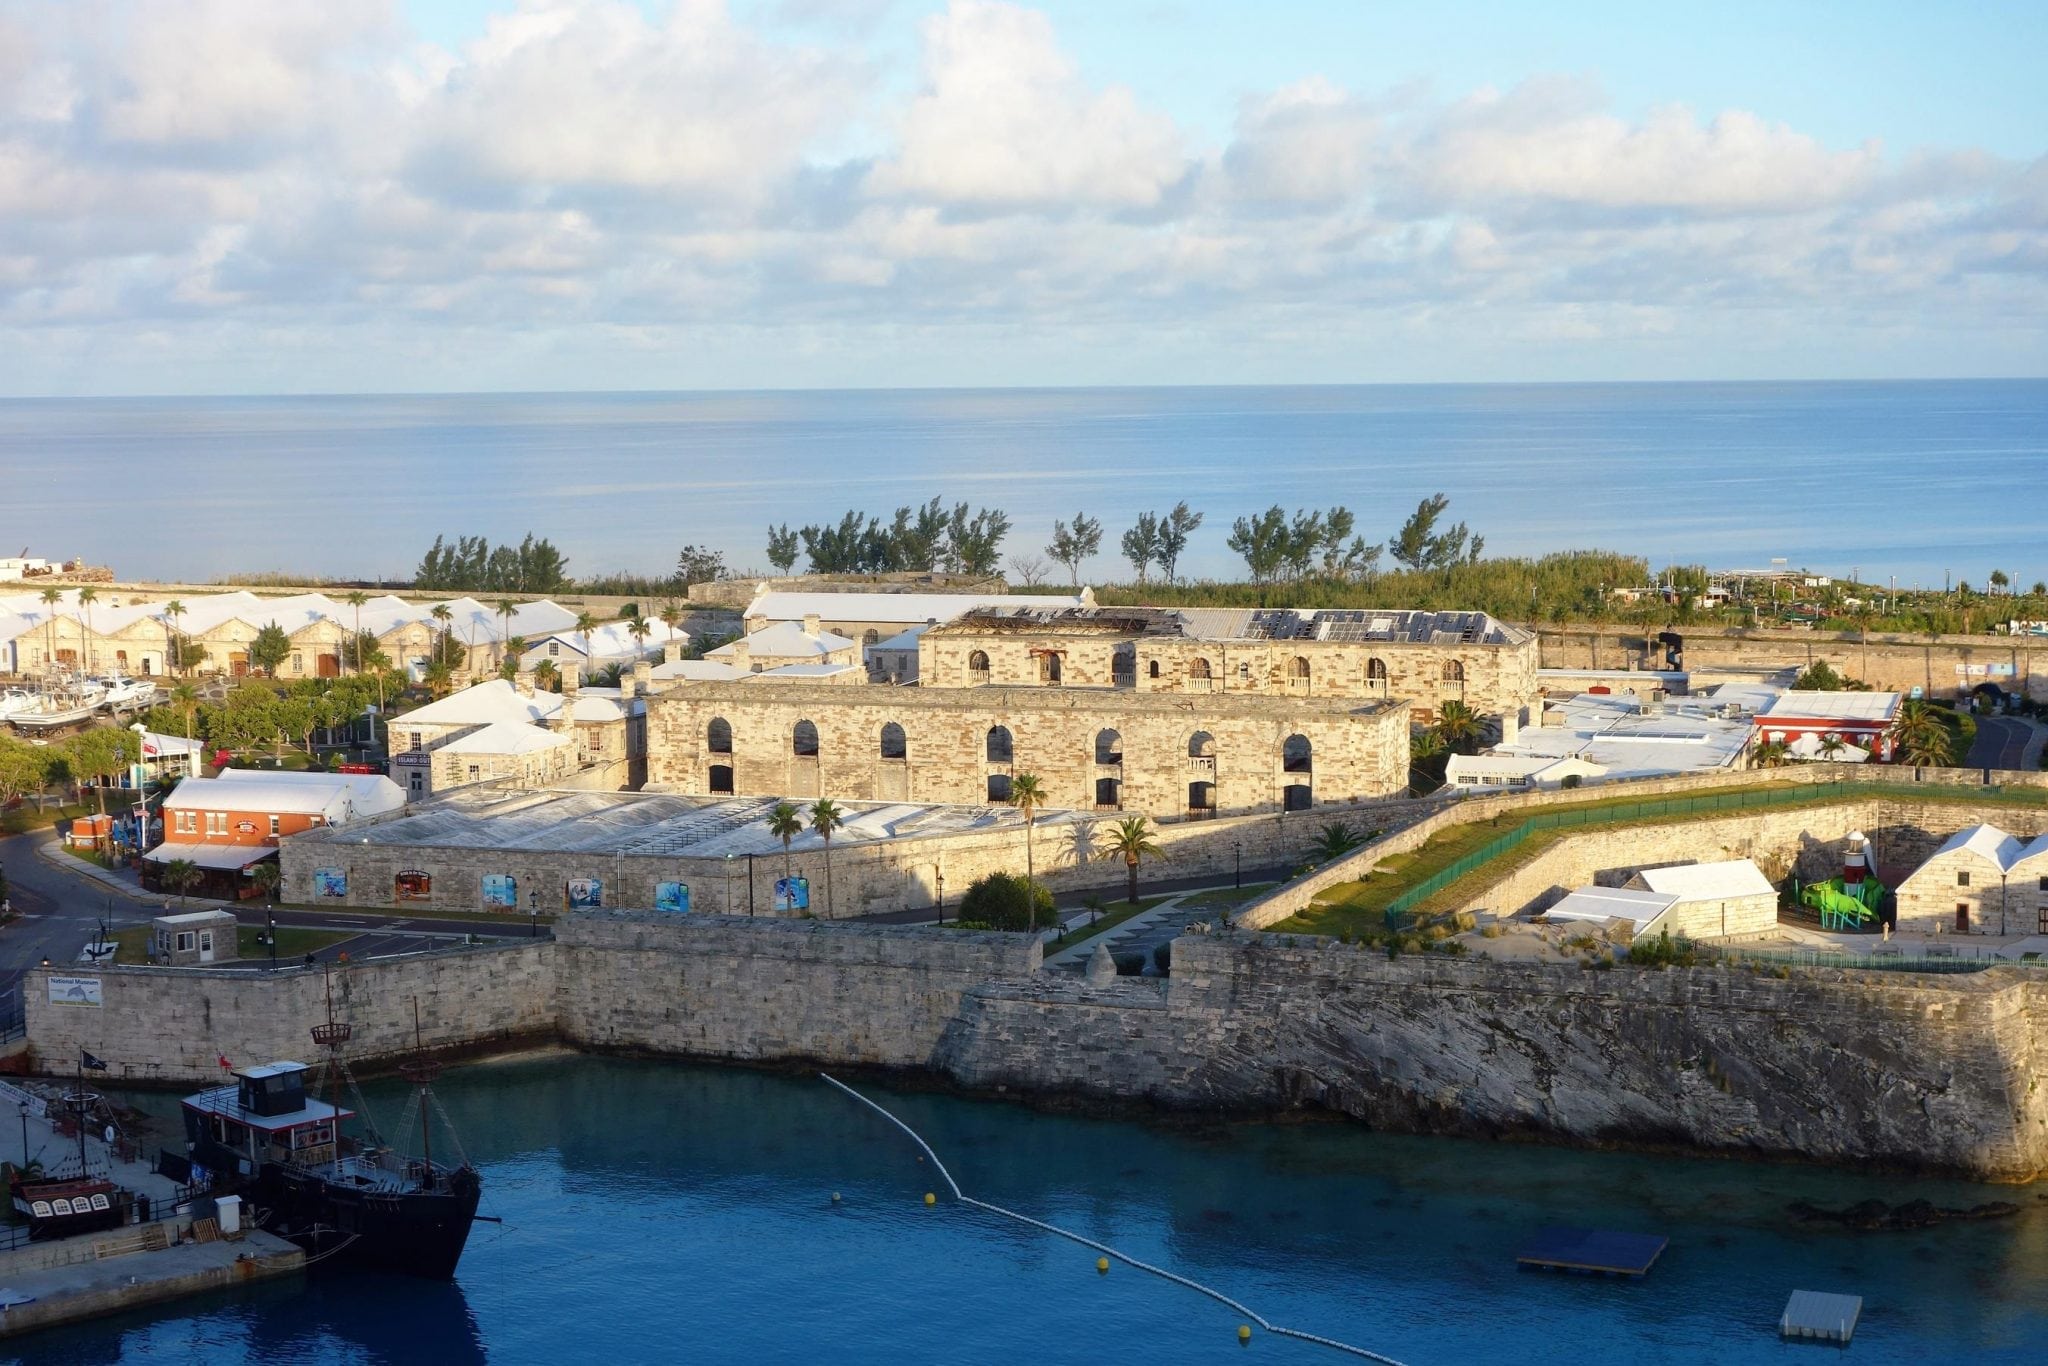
[1544,887,1679,929]
[871,622,935,652]
[527,620,687,660]
[437,721,575,756]
[1445,753,1603,781]
[1760,691,1902,723]
[649,659,747,683]
[759,662,864,679]
[153,909,237,926]
[1474,692,1754,782]
[2013,834,2048,869]
[142,840,275,869]
[746,590,1087,627]
[165,770,405,818]
[1926,823,2027,871]
[709,620,855,660]
[139,730,204,758]
[393,679,557,728]
[1633,858,1777,901]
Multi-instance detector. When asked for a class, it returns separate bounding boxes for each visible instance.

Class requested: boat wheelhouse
[182,1062,344,1181]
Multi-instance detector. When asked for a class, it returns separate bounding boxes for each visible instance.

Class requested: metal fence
[1702,945,2030,976]
[1381,780,2048,919]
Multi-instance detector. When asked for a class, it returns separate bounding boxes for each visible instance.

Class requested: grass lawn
[106,924,356,965]
[0,802,93,836]
[1269,778,2048,940]
[1173,882,1277,913]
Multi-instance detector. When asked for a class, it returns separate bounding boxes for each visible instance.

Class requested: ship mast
[400,995,439,1187]
[310,964,352,1177]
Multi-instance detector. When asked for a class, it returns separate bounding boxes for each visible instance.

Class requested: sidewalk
[33,837,228,916]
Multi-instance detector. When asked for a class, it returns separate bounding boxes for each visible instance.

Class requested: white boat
[9,697,98,730]
[91,675,156,709]
[0,688,37,719]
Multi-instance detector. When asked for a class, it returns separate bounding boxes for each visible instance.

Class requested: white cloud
[865,0,1186,210]
[0,1,2039,388]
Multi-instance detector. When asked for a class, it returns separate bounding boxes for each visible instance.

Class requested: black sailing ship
[176,1000,483,1279]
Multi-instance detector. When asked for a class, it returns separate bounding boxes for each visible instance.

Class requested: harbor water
[22,1055,2048,1364]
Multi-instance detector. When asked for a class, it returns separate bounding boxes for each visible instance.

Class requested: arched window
[862,629,880,647]
[1112,643,1135,684]
[707,717,733,754]
[1094,729,1123,765]
[986,725,1013,764]
[1039,652,1063,684]
[1366,658,1388,686]
[987,773,1012,802]
[880,722,907,760]
[968,650,990,682]
[709,764,734,795]
[1187,730,1216,759]
[1148,660,1161,679]
[1188,657,1212,680]
[1283,734,1313,773]
[793,720,820,756]
[1287,656,1310,680]
[1442,660,1465,682]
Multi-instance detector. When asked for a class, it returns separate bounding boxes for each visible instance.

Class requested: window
[709,764,734,794]
[176,932,195,952]
[1287,656,1310,681]
[986,726,1013,764]
[1282,734,1313,774]
[1957,871,1970,887]
[1148,660,1161,679]
[175,810,196,834]
[1238,661,1249,680]
[986,773,1012,802]
[1187,730,1215,759]
[547,641,560,656]
[1366,658,1388,687]
[793,720,820,756]
[1187,657,1212,681]
[880,722,907,760]
[1442,660,1465,682]
[268,815,280,836]
[1094,729,1122,765]
[409,732,423,753]
[205,812,228,835]
[1039,652,1063,684]
[291,653,303,675]
[968,650,990,680]
[863,630,880,647]
[2040,877,2048,892]
[468,765,480,780]
[707,718,733,754]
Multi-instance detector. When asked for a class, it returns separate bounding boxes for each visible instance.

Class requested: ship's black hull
[253,1163,482,1280]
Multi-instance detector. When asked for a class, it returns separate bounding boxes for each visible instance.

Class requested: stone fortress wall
[29,912,2048,1180]
[644,679,1410,819]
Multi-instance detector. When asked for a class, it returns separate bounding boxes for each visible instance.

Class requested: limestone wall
[555,912,1039,1067]
[937,933,2048,1179]
[645,679,1409,818]
[24,943,556,1085]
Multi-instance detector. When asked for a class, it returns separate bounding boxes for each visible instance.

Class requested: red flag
[217,1053,232,1070]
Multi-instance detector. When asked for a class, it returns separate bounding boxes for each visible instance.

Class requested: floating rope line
[819,1073,1411,1365]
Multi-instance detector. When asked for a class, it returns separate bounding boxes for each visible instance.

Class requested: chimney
[514,669,535,698]
[731,640,751,671]
[632,660,652,697]
[664,638,685,663]
[551,693,576,734]
[803,613,821,637]
[1498,710,1518,747]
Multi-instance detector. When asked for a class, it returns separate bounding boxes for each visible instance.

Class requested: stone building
[1894,824,2048,936]
[742,589,1090,644]
[645,676,1408,816]
[707,616,859,672]
[386,674,644,800]
[918,605,1540,727]
[1624,858,1780,940]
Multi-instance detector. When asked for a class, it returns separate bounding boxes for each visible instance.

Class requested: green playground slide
[1799,876,1884,927]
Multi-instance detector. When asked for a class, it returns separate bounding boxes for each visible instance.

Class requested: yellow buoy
[1238,1324,1252,1344]
[1096,1257,1109,1275]
[924,1192,936,1206]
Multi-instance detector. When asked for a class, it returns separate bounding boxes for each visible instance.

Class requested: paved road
[1966,716,2038,771]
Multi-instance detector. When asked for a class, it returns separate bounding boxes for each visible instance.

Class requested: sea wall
[25,942,556,1085]
[28,912,2048,1179]
[937,933,2048,1179]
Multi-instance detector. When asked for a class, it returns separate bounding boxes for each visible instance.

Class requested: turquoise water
[3,381,2043,587]
[22,1056,2048,1364]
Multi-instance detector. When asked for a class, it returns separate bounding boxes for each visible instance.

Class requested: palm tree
[164,857,200,907]
[1409,727,1447,793]
[626,614,652,663]
[1311,822,1363,862]
[1852,606,1875,682]
[1008,773,1046,925]
[1817,735,1848,762]
[1099,815,1162,904]
[500,636,527,681]
[658,601,683,648]
[343,591,369,675]
[493,599,520,668]
[171,681,201,755]
[430,602,454,670]
[808,799,845,916]
[249,861,281,903]
[534,658,560,693]
[1433,700,1485,754]
[423,660,456,700]
[76,586,98,672]
[163,599,186,675]
[38,586,62,677]
[767,801,804,889]
[1751,739,1790,769]
[1891,701,1955,767]
[574,611,598,681]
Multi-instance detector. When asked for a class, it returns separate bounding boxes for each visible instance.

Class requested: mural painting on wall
[481,874,518,909]
[396,870,432,902]
[774,876,809,913]
[313,868,347,898]
[566,878,603,910]
[655,881,690,913]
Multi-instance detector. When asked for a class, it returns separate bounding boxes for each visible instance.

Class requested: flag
[217,1053,232,1071]
[81,1050,109,1072]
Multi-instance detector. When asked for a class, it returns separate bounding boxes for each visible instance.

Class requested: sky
[0,0,2044,395]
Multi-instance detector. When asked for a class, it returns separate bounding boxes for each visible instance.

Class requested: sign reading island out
[47,976,103,1007]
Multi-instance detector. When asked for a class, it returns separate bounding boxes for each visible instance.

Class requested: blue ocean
[27,1057,2048,1365]
[1,381,2042,589]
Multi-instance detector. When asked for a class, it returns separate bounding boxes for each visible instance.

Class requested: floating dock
[0,1219,305,1338]
[1516,1227,1668,1277]
[1781,1290,1862,1344]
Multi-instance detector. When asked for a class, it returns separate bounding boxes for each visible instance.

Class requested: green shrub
[1479,923,1504,939]
[1626,928,1698,969]
[1560,774,1583,790]
[1152,942,1173,974]
[1113,951,1148,976]
[955,872,1055,932]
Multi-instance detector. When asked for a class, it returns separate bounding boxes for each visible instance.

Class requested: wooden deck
[1515,1226,1668,1277]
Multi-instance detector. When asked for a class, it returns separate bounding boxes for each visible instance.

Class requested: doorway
[1955,903,1970,933]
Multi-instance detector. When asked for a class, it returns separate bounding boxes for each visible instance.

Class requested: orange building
[144,770,404,900]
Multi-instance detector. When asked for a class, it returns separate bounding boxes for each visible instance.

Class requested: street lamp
[529,888,538,938]
[266,904,276,971]
[935,868,945,925]
[724,854,733,915]
[746,852,756,916]
[1234,842,1241,890]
